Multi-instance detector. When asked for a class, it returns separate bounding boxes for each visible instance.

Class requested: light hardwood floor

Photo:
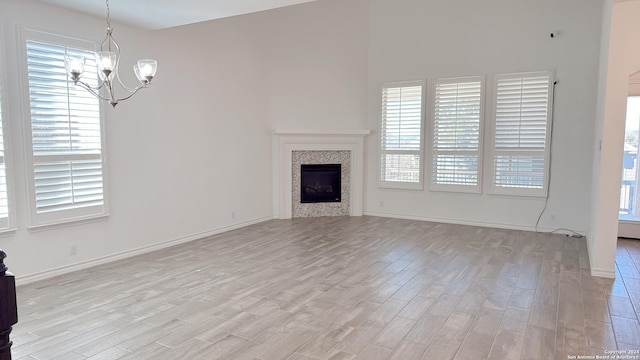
[11,216,640,359]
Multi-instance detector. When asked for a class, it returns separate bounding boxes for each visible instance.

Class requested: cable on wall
[534,79,584,238]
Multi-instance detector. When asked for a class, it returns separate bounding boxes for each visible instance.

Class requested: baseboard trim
[16,215,273,286]
[590,267,615,278]
[363,211,586,235]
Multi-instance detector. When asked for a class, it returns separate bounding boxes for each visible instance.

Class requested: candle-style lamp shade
[134,59,157,84]
[64,55,85,83]
[95,51,117,81]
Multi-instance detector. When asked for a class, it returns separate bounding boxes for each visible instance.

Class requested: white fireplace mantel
[272,129,372,219]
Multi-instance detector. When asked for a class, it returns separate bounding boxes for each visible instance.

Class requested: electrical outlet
[231,211,236,219]
[379,201,384,207]
[550,214,556,223]
[69,244,77,256]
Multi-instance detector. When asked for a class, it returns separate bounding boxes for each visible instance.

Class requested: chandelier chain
[105,0,111,29]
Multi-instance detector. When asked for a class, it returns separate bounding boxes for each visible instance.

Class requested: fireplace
[300,164,341,203]
[292,151,349,217]
[273,129,371,218]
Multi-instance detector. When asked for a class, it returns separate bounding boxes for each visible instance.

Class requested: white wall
[0,0,611,282]
[630,72,640,96]
[0,0,368,283]
[364,0,603,234]
[590,0,640,277]
[258,0,369,129]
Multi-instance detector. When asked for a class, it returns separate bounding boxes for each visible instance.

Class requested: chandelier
[64,0,157,108]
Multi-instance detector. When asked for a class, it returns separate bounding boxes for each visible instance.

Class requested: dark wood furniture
[0,250,17,360]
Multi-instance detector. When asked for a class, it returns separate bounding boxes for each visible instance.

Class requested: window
[619,96,640,221]
[379,81,424,189]
[431,76,484,193]
[490,71,553,196]
[22,29,108,227]
[0,78,7,228]
[0,38,12,231]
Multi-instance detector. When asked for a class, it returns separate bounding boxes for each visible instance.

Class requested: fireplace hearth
[300,164,341,203]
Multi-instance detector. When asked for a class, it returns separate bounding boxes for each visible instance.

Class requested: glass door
[619,95,640,238]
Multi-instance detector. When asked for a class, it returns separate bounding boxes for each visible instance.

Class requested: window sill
[28,213,110,233]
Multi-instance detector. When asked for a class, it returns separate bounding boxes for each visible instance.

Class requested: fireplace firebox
[300,164,341,203]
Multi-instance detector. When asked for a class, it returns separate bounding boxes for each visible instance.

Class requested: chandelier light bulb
[134,59,157,84]
[99,55,112,70]
[64,55,85,83]
[96,51,116,81]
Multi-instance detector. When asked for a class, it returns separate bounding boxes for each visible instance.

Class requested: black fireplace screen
[300,164,341,203]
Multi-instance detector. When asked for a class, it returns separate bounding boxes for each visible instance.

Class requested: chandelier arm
[74,80,114,103]
[114,69,140,93]
[100,32,110,54]
[109,31,121,75]
[105,80,116,104]
[73,79,108,92]
[113,83,149,103]
[105,27,139,94]
[75,77,149,105]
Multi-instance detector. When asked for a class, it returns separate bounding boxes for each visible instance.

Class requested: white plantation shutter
[491,71,553,196]
[0,72,8,230]
[431,77,483,192]
[24,31,107,226]
[380,81,424,189]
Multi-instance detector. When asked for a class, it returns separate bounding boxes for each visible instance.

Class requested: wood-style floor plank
[12,216,640,359]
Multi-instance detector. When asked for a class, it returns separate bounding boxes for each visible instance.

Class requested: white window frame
[429,76,484,193]
[379,80,426,190]
[19,28,109,228]
[0,24,16,232]
[489,71,554,197]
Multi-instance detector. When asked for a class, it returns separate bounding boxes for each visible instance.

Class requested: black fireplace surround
[300,164,341,203]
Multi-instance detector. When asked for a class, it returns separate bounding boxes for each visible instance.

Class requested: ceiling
[35,0,319,30]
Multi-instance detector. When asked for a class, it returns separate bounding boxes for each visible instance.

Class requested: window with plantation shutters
[22,29,108,227]
[0,61,10,231]
[490,71,553,197]
[379,81,424,190]
[431,77,483,193]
